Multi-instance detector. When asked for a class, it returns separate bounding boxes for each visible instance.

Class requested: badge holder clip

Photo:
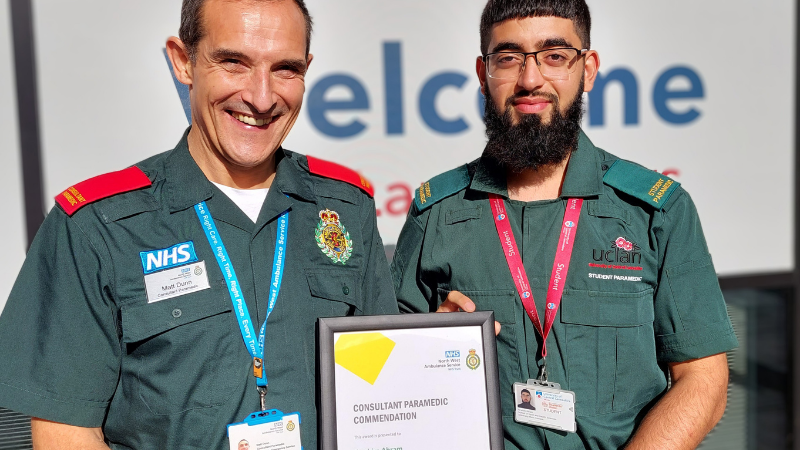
[257,385,268,412]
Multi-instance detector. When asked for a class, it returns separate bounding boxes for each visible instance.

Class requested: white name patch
[144,261,210,303]
[588,273,643,282]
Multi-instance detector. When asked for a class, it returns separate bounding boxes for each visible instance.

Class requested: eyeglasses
[483,48,588,81]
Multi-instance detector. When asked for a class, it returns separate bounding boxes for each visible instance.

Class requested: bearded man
[391,0,737,448]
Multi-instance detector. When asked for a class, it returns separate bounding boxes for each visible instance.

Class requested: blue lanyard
[195,201,288,388]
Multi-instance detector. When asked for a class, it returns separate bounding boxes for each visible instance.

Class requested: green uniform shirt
[0,132,397,449]
[392,131,738,450]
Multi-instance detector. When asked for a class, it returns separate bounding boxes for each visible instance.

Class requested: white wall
[0,0,28,312]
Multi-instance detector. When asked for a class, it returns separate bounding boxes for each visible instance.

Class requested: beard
[483,79,585,174]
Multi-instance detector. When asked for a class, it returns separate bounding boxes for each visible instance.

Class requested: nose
[518,54,546,92]
[241,66,276,114]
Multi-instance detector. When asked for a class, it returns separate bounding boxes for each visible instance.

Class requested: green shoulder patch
[603,160,680,210]
[414,165,470,212]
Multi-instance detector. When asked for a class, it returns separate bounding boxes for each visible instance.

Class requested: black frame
[317,311,504,450]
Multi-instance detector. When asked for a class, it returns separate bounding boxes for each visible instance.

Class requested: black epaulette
[414,165,471,212]
[602,160,681,210]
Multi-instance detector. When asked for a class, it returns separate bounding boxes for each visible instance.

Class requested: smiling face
[477,16,598,126]
[167,0,312,187]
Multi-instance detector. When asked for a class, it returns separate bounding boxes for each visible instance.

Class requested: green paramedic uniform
[391,131,738,450]
[0,131,397,449]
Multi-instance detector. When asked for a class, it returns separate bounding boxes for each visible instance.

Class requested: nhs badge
[445,351,460,358]
[140,241,198,274]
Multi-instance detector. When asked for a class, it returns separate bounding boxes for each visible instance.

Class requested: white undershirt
[212,182,269,223]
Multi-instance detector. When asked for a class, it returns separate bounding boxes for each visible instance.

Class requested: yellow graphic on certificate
[334,333,396,385]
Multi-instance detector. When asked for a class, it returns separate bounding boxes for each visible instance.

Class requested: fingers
[436,290,476,313]
[435,291,502,336]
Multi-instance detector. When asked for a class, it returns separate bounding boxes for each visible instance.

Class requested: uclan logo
[593,237,642,264]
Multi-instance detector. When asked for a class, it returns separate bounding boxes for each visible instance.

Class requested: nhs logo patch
[140,241,198,274]
[445,351,460,358]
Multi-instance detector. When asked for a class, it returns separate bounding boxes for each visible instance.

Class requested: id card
[513,380,576,433]
[228,409,302,450]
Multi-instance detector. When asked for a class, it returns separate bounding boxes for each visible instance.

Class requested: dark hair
[480,0,591,54]
[521,389,531,395]
[180,0,313,61]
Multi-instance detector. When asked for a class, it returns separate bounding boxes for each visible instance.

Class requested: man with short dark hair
[0,0,396,448]
[518,389,535,410]
[392,0,737,448]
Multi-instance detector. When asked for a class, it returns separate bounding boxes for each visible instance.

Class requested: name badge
[228,410,302,450]
[513,380,577,433]
[144,261,210,303]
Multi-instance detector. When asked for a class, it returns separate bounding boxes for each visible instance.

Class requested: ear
[306,53,314,72]
[476,56,487,95]
[166,36,193,86]
[581,50,600,93]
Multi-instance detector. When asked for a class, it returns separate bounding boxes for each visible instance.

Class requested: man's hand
[31,418,109,450]
[625,353,729,450]
[437,290,501,335]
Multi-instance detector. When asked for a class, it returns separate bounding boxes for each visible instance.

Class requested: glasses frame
[482,47,589,80]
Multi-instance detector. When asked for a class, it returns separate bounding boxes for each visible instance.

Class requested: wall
[0,0,27,312]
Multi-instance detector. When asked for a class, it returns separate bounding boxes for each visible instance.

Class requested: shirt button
[601,164,609,171]
[172,309,182,318]
[342,286,350,295]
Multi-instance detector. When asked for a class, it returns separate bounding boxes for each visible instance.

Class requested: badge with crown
[466,349,481,370]
[315,209,353,264]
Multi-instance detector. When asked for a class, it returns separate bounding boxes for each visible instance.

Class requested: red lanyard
[489,194,583,362]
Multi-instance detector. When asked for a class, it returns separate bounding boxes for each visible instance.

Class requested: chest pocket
[306,269,363,316]
[440,288,521,417]
[560,289,666,416]
[120,286,243,415]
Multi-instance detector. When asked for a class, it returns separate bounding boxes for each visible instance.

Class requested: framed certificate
[318,312,503,449]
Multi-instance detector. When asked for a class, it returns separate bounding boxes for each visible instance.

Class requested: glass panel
[700,288,791,450]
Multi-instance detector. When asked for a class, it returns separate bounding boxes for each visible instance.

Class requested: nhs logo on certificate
[445,351,460,358]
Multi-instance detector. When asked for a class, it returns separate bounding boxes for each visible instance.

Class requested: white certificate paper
[333,326,491,449]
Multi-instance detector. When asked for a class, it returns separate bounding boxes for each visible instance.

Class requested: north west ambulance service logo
[315,209,353,264]
[286,420,296,431]
[466,349,481,370]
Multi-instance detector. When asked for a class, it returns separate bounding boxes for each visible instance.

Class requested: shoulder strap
[55,166,152,216]
[414,164,470,212]
[602,160,680,210]
[307,155,374,197]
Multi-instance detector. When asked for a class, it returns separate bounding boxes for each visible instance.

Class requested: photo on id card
[513,381,577,433]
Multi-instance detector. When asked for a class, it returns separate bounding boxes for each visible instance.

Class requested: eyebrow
[490,41,524,53]
[210,48,250,63]
[537,37,574,49]
[490,37,576,54]
[277,59,309,72]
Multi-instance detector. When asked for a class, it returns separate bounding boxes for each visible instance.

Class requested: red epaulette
[307,156,374,197]
[55,166,152,216]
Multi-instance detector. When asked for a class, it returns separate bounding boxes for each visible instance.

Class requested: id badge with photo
[227,409,302,450]
[513,380,577,433]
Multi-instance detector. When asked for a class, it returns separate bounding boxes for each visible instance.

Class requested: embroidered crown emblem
[315,209,353,264]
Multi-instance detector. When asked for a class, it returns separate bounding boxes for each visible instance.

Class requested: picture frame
[318,311,503,449]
